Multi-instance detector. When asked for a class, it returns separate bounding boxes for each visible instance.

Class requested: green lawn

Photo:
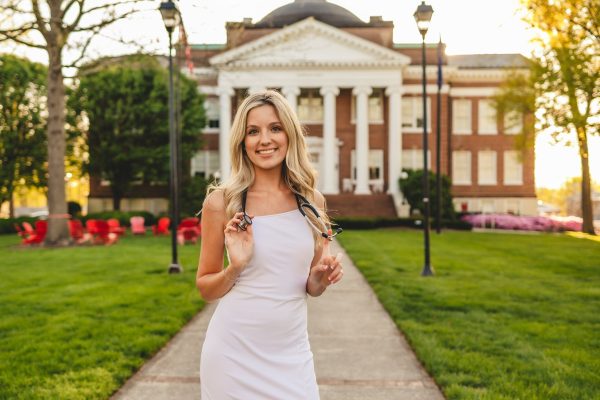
[0,234,204,400]
[337,229,600,400]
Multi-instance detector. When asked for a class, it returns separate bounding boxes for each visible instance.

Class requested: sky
[2,0,597,189]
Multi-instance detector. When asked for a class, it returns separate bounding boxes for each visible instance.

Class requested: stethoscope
[238,190,342,241]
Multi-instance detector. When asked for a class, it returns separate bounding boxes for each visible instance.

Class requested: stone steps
[324,194,397,218]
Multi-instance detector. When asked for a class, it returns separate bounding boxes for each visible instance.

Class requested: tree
[0,54,47,217]
[399,169,456,221]
[70,55,205,210]
[494,0,599,234]
[0,0,152,244]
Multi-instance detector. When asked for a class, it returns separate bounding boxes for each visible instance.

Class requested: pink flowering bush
[460,214,583,232]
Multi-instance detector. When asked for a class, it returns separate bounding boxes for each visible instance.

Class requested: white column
[281,86,300,114]
[352,86,372,194]
[217,86,234,182]
[319,86,340,194]
[386,86,403,195]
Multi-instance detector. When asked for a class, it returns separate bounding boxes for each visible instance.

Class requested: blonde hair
[208,90,330,246]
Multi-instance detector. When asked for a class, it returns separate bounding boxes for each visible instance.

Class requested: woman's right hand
[224,212,254,275]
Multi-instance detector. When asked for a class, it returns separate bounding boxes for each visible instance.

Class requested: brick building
[89,0,537,217]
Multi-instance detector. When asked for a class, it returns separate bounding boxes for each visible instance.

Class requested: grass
[0,234,204,400]
[337,229,600,400]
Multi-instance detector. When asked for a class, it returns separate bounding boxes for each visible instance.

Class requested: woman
[196,90,344,399]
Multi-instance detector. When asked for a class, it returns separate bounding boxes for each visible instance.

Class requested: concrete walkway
[111,240,445,400]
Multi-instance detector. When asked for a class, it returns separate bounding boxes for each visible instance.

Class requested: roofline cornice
[210,17,411,67]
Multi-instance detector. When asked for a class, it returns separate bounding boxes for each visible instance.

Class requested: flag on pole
[437,36,443,89]
[178,22,194,74]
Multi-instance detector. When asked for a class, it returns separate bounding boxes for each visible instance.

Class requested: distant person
[196,90,344,399]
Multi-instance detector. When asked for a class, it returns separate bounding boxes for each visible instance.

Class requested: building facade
[89,0,537,217]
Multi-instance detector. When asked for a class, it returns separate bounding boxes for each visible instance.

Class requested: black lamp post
[414,1,434,276]
[160,0,183,274]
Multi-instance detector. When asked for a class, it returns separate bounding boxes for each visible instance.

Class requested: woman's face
[244,104,289,173]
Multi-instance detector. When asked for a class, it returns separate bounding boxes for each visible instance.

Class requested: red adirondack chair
[69,219,90,244]
[177,217,200,245]
[14,223,27,238]
[107,218,126,236]
[85,219,99,236]
[22,220,47,245]
[152,217,170,236]
[130,216,146,235]
[92,220,118,245]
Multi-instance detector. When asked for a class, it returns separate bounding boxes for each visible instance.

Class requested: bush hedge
[333,216,472,231]
[0,217,41,235]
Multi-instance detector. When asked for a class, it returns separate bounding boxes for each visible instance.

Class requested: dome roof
[254,0,367,28]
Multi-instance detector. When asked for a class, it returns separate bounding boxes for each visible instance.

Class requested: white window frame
[503,151,523,185]
[191,150,219,178]
[401,97,431,133]
[478,100,497,135]
[351,88,384,124]
[452,151,472,185]
[478,150,497,185]
[297,88,323,124]
[204,97,219,134]
[350,149,384,183]
[401,148,431,170]
[503,110,522,135]
[452,99,472,134]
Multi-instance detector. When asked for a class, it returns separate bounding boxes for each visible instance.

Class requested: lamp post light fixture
[160,0,183,274]
[414,1,434,277]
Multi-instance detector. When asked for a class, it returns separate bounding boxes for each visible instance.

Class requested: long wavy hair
[208,90,330,247]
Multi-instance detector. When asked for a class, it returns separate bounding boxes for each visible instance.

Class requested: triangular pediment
[210,18,410,69]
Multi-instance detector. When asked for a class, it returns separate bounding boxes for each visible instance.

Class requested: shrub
[0,217,41,235]
[399,169,456,220]
[332,217,472,231]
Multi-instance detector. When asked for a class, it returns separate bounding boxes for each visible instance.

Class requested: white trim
[402,84,450,94]
[198,85,218,95]
[450,87,499,97]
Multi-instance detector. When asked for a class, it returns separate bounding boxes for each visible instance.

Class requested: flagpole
[436,36,443,234]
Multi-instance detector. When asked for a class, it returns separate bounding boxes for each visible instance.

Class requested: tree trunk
[577,126,595,235]
[9,192,14,219]
[44,45,70,245]
[112,194,121,211]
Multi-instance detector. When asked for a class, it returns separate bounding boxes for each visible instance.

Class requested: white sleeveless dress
[200,209,319,399]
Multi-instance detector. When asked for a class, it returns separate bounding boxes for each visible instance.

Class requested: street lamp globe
[159,1,180,32]
[413,1,434,38]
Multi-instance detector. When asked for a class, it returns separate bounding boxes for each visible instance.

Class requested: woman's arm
[196,191,246,302]
[306,191,343,297]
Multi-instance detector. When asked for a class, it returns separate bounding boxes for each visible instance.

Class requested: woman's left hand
[307,240,344,294]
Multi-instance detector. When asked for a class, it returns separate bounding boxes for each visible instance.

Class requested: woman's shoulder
[203,189,226,213]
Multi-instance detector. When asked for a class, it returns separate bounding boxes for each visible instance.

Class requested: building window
[351,88,384,123]
[402,97,431,132]
[503,110,522,135]
[401,149,431,170]
[191,150,219,178]
[351,149,384,181]
[478,150,497,185]
[204,97,219,131]
[452,151,472,185]
[452,99,472,134]
[503,151,523,185]
[297,89,323,123]
[478,100,497,135]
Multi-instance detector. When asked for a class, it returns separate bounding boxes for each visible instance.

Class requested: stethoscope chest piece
[237,213,252,231]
